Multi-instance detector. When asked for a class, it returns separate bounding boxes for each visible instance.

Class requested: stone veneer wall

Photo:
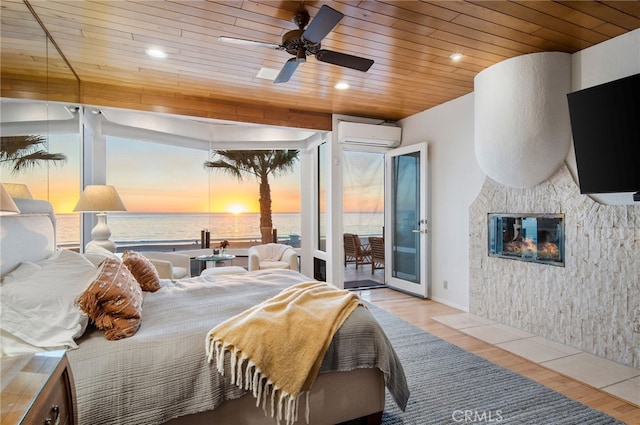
[469,164,640,368]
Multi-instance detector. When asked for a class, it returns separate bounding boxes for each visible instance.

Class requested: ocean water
[57,212,384,246]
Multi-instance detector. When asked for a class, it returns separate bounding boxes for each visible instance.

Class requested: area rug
[366,304,624,425]
[344,279,385,289]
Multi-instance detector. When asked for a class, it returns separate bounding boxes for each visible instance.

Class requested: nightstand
[1,350,76,425]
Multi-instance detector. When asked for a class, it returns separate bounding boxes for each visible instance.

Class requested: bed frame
[0,205,385,425]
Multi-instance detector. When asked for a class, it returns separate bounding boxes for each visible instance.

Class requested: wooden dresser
[1,350,76,425]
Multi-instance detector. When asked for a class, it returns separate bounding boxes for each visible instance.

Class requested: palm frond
[0,135,47,159]
[9,152,67,173]
[0,135,67,174]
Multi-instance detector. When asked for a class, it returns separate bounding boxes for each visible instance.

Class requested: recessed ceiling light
[450,52,463,61]
[334,82,350,90]
[146,48,167,59]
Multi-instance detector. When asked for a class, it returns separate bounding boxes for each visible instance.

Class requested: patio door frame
[384,142,429,298]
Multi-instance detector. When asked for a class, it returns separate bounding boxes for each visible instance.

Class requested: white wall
[399,93,482,311]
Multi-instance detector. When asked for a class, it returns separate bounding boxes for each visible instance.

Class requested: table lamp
[74,185,127,252]
[0,183,21,215]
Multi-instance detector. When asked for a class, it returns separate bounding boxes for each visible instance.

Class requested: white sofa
[247,243,298,271]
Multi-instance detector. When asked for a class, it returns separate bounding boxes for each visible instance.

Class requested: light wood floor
[357,287,640,425]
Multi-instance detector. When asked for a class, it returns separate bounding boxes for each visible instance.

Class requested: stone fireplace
[470,164,640,368]
[488,213,565,266]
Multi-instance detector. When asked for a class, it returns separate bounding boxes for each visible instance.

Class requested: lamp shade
[3,183,33,199]
[73,185,127,212]
[0,183,21,215]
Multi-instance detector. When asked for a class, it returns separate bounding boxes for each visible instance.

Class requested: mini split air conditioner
[337,121,401,147]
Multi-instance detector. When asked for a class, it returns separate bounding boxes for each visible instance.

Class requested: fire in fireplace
[488,213,565,266]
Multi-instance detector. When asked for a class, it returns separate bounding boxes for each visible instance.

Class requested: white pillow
[83,243,121,267]
[1,262,41,284]
[0,250,98,353]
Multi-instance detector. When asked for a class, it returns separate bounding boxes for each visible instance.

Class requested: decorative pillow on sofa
[0,249,97,354]
[122,250,161,292]
[77,258,143,340]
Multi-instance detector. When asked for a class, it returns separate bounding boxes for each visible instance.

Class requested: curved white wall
[474,52,572,188]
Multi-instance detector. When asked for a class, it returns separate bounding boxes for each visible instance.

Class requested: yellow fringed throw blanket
[206,281,362,425]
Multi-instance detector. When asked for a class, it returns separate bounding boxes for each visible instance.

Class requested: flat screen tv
[566,73,640,197]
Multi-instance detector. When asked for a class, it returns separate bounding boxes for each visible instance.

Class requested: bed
[0,201,409,425]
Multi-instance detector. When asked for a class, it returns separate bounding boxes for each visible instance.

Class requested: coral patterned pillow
[122,250,161,292]
[77,258,143,340]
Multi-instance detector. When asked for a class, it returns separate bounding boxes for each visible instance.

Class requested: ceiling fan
[218,5,374,84]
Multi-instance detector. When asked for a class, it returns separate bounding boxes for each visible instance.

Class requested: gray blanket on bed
[67,269,408,425]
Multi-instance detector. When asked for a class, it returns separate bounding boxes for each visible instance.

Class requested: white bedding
[1,207,408,425]
[67,269,409,425]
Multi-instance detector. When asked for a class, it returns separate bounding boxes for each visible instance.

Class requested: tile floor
[432,312,640,406]
[343,264,640,407]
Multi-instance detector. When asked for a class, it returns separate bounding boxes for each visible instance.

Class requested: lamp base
[89,212,117,252]
[86,239,117,253]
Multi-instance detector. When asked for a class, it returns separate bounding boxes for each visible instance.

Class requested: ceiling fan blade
[274,58,301,84]
[302,5,343,44]
[217,36,281,50]
[315,50,374,72]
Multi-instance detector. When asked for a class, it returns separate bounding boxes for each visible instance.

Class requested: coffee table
[194,254,236,270]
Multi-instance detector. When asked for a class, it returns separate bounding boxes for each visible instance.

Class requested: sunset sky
[2,136,383,215]
[105,137,302,214]
[2,135,301,214]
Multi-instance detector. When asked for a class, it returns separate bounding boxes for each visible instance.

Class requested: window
[105,137,301,250]
[343,150,384,238]
[318,142,327,251]
[1,133,81,249]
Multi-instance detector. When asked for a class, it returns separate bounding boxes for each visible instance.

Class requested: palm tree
[205,150,299,243]
[1,135,67,174]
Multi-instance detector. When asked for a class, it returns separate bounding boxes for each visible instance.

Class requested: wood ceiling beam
[79,80,332,131]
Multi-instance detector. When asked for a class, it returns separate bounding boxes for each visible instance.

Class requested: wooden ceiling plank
[588,22,631,39]
[426,28,537,57]
[468,1,611,45]
[235,0,311,23]
[599,1,640,20]
[30,1,182,37]
[316,0,411,30]
[562,1,640,30]
[430,1,543,34]
[373,0,460,22]
[530,28,594,51]
[332,9,517,62]
[334,24,502,65]
[512,0,610,30]
[79,79,333,130]
[450,13,575,52]
[123,0,288,37]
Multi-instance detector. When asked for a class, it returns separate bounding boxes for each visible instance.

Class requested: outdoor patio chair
[369,236,385,274]
[343,233,372,270]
